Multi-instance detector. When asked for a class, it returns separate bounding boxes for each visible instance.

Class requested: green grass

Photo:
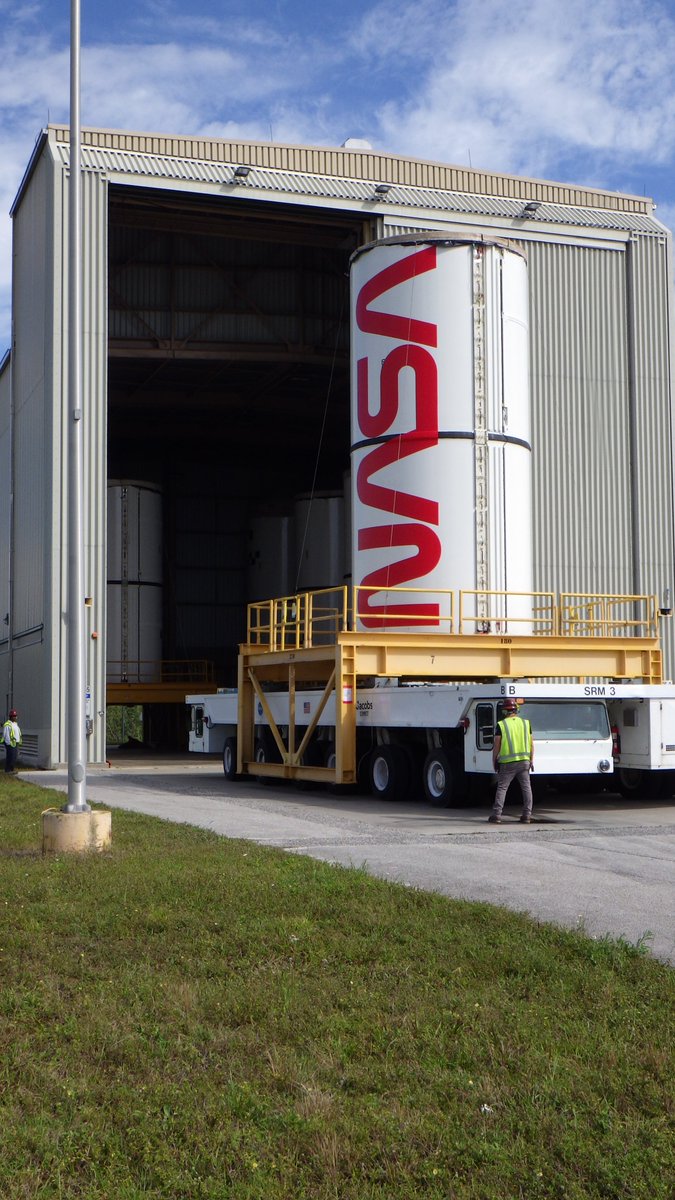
[0,777,673,1200]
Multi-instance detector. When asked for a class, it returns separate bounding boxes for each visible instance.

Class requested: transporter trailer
[187,585,675,804]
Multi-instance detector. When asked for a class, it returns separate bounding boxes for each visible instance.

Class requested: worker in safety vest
[3,709,22,774]
[489,698,534,824]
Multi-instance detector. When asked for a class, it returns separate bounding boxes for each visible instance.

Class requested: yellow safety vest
[4,721,21,747]
[497,715,532,764]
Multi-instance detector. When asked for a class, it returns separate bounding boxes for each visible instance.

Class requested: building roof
[12,124,667,237]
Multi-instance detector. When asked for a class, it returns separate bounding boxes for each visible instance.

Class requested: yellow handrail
[245,587,661,649]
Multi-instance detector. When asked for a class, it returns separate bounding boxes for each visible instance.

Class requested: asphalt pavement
[22,755,675,967]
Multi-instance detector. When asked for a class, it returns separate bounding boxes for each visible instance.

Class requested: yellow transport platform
[235,586,665,785]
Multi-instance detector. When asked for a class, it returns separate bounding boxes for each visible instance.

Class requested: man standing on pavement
[489,699,534,824]
[3,709,22,774]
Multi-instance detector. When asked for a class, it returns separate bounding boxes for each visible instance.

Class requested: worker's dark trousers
[4,744,17,773]
[492,761,533,819]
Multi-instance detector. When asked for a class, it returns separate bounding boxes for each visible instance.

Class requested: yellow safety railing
[247,588,349,650]
[559,592,659,639]
[353,586,455,633]
[106,659,216,684]
[246,587,662,650]
[458,589,556,635]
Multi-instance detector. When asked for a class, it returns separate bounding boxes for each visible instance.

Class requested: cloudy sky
[1,0,675,354]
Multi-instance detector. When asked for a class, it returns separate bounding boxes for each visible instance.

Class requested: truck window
[475,704,495,749]
[518,701,610,740]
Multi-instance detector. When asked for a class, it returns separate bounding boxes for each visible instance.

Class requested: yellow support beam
[107,682,207,704]
[340,633,663,685]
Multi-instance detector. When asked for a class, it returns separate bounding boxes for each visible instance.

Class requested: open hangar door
[105,184,369,749]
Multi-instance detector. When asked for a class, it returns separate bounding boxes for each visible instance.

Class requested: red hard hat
[503,699,518,712]
[8,709,17,719]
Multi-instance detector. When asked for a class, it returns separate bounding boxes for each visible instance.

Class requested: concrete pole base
[41,808,112,854]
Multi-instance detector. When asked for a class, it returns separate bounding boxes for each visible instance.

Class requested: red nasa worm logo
[355,246,441,628]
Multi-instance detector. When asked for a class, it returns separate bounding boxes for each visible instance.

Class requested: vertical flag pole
[64,0,90,813]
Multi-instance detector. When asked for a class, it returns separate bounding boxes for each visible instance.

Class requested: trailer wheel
[422,749,454,806]
[615,767,647,799]
[223,736,239,780]
[618,768,675,800]
[369,745,411,801]
[254,737,282,785]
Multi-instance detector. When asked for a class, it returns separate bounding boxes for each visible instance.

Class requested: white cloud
[364,0,675,179]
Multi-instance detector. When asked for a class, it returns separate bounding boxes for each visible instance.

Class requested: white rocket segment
[350,236,533,632]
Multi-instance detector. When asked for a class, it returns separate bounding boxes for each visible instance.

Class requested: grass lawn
[0,775,673,1199]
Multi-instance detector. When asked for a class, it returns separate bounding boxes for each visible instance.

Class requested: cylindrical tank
[107,481,163,682]
[350,235,532,633]
[294,493,345,591]
[247,513,295,601]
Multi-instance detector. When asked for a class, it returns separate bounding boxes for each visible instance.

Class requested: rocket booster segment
[349,235,533,632]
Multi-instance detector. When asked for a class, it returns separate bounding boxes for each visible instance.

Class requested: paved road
[23,758,675,967]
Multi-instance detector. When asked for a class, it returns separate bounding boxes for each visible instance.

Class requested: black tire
[254,736,282,785]
[615,767,647,799]
[422,749,454,806]
[223,736,238,780]
[368,744,412,802]
[614,767,671,800]
[323,741,359,794]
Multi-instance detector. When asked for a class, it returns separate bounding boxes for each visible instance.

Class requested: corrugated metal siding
[627,233,675,673]
[49,153,66,766]
[0,362,10,702]
[82,168,109,764]
[50,125,653,215]
[382,220,442,238]
[527,240,633,596]
[49,161,109,766]
[9,150,50,752]
[49,137,665,236]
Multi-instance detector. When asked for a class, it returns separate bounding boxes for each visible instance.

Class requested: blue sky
[1,0,675,354]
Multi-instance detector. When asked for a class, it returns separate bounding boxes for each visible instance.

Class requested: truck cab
[467,698,613,777]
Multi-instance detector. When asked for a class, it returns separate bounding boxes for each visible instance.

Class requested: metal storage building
[1,124,673,768]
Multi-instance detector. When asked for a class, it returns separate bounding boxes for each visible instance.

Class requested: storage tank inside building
[294,493,346,591]
[247,513,295,601]
[107,481,163,683]
[350,235,533,633]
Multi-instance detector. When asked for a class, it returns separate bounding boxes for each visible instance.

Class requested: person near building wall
[3,710,22,774]
[489,699,534,824]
